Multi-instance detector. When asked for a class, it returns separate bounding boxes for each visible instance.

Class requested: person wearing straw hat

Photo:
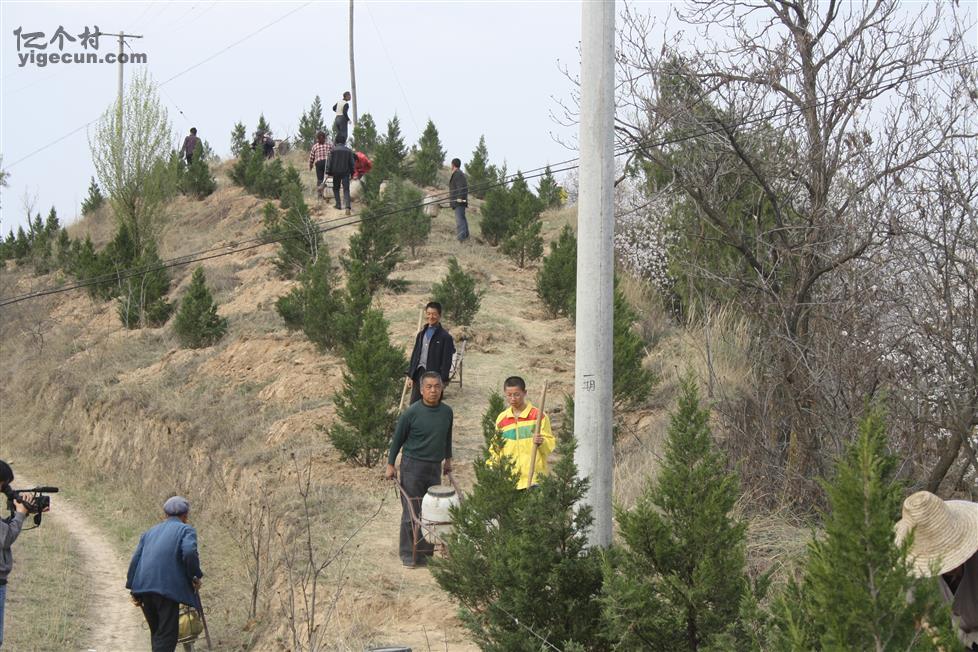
[895,491,978,649]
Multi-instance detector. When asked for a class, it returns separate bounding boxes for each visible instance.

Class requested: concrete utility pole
[349,0,358,125]
[574,0,616,548]
[104,32,143,150]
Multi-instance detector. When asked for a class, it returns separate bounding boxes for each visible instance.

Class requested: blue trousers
[454,205,469,241]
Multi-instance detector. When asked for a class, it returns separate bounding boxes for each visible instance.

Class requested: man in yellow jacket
[492,376,555,489]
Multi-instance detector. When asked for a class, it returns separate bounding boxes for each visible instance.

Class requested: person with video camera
[127,496,204,652]
[0,460,32,649]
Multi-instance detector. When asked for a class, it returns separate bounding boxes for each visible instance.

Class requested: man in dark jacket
[406,302,456,404]
[448,158,469,242]
[0,460,30,649]
[127,496,203,652]
[181,128,200,165]
[326,137,356,215]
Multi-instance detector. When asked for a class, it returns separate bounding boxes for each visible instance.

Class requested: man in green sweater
[386,371,453,567]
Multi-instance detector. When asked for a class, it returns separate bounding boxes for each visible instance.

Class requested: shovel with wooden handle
[399,309,426,411]
[525,380,550,488]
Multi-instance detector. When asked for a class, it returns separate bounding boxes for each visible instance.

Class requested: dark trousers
[333,175,351,209]
[409,368,424,404]
[333,115,348,144]
[454,205,469,241]
[315,160,326,186]
[399,456,441,563]
[139,592,180,652]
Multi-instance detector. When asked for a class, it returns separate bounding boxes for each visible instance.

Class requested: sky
[0,0,606,233]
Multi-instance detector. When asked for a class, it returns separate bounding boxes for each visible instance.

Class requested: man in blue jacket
[127,496,203,652]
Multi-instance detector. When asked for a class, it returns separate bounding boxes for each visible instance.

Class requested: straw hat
[894,491,978,577]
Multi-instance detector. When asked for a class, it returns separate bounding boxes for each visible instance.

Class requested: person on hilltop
[332,91,352,145]
[386,371,453,568]
[127,496,204,652]
[405,302,456,405]
[262,132,276,159]
[326,136,355,215]
[492,376,555,490]
[448,158,469,243]
[181,127,200,166]
[895,491,978,649]
[308,131,333,199]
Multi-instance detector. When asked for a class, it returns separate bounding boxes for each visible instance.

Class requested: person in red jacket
[353,151,372,180]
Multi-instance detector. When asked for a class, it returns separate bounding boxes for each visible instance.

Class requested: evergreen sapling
[536,224,577,319]
[412,119,446,187]
[431,257,482,326]
[174,267,229,348]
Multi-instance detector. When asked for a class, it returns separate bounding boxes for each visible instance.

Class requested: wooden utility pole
[574,0,615,548]
[349,0,358,125]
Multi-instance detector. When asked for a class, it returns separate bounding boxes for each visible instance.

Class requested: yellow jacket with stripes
[491,402,555,490]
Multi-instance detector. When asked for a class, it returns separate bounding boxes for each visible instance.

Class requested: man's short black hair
[451,158,462,169]
[425,301,442,315]
[190,127,197,135]
[503,376,526,392]
[0,460,13,485]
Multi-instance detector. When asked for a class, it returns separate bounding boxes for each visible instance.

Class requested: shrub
[612,282,657,409]
[411,119,445,187]
[769,407,958,650]
[81,177,105,215]
[430,433,606,650]
[173,267,228,348]
[537,224,577,318]
[603,378,767,651]
[431,257,482,326]
[262,199,321,279]
[480,390,506,446]
[117,240,172,328]
[328,309,407,467]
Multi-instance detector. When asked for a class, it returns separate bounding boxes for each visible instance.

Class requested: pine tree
[373,115,408,180]
[500,176,545,268]
[431,257,482,326]
[56,228,74,270]
[256,114,271,139]
[537,224,577,318]
[118,240,172,328]
[612,282,656,409]
[480,390,506,446]
[12,227,29,260]
[341,195,403,295]
[412,119,445,187]
[297,96,326,150]
[173,267,229,348]
[230,121,248,157]
[769,408,958,651]
[479,185,515,246]
[275,251,343,351]
[603,378,766,651]
[81,177,105,215]
[352,112,379,153]
[181,142,216,199]
[467,135,492,199]
[328,309,407,467]
[430,434,606,650]
[386,178,429,257]
[537,165,561,209]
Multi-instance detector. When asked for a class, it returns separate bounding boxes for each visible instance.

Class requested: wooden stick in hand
[399,309,426,411]
[526,380,550,488]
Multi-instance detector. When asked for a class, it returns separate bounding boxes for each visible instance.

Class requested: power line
[2,55,975,307]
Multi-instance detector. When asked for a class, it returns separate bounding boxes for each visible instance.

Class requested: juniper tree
[261,190,322,279]
[255,114,271,139]
[174,267,228,348]
[373,115,408,180]
[500,175,544,268]
[352,113,378,153]
[275,251,343,351]
[328,309,407,467]
[769,408,958,651]
[386,178,429,257]
[341,195,403,295]
[431,257,482,326]
[480,391,506,446]
[536,224,577,318]
[81,177,105,215]
[430,433,607,651]
[118,240,172,328]
[612,282,656,409]
[230,122,248,157]
[536,165,561,209]
[603,378,766,651]
[479,185,515,247]
[412,119,446,187]
[12,227,29,261]
[181,142,216,199]
[467,135,492,199]
[296,95,326,150]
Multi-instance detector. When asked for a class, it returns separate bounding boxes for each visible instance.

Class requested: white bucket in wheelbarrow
[421,485,459,543]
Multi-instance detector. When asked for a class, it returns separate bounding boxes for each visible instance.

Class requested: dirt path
[24,480,147,651]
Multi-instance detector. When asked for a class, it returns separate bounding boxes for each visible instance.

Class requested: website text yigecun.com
[17,50,148,68]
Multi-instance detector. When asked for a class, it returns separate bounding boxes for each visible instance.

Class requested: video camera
[2,484,58,526]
